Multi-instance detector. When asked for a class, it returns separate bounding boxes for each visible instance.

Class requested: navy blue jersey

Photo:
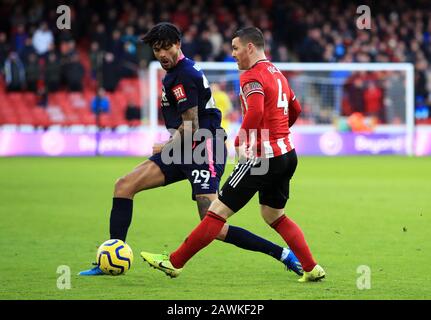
[161,57,223,134]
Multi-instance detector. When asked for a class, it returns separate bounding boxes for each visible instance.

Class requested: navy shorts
[149,137,227,200]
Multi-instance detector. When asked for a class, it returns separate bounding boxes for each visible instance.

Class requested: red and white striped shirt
[235,60,301,158]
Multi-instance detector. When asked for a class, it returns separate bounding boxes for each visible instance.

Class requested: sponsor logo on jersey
[172,84,187,102]
[161,86,170,107]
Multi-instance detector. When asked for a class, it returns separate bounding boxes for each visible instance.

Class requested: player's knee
[260,205,284,225]
[196,195,213,220]
[114,176,135,198]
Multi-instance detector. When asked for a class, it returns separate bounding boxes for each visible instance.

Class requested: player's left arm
[288,87,302,127]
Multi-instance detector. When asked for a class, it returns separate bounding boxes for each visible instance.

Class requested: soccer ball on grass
[96,239,133,275]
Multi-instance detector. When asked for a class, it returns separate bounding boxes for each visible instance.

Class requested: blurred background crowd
[0,0,430,128]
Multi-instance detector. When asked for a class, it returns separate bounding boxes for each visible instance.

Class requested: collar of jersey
[167,57,186,73]
[250,59,269,69]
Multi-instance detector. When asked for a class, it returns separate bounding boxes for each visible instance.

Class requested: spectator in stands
[89,41,102,80]
[347,112,374,133]
[181,27,198,59]
[25,52,40,92]
[4,52,25,91]
[63,53,84,91]
[208,23,223,59]
[196,30,213,61]
[106,8,119,35]
[18,37,36,64]
[91,23,109,51]
[121,25,138,54]
[10,5,27,30]
[109,29,124,60]
[125,99,141,123]
[12,23,27,52]
[298,28,324,62]
[343,73,366,115]
[273,45,289,62]
[136,39,153,69]
[101,52,119,92]
[32,21,54,57]
[364,81,385,123]
[0,32,10,68]
[44,52,61,92]
[217,42,235,62]
[120,42,139,78]
[37,86,48,108]
[91,87,110,114]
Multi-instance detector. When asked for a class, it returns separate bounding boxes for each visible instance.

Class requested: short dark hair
[232,27,265,50]
[141,22,181,48]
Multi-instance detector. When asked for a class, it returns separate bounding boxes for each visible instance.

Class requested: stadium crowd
[0,0,430,123]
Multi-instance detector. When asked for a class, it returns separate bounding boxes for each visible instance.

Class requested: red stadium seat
[81,113,96,125]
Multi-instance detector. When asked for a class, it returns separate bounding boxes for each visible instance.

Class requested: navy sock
[109,198,133,241]
[224,225,283,260]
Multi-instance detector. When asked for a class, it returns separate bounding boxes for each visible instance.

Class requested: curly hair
[141,22,182,48]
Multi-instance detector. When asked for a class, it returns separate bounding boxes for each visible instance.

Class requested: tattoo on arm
[196,196,212,220]
[181,106,199,134]
[163,106,199,151]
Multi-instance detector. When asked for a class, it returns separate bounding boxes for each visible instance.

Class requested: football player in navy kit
[79,23,302,276]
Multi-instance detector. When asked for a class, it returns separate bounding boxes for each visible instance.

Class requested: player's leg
[195,194,229,240]
[109,159,166,241]
[261,204,325,281]
[166,157,271,270]
[261,205,316,271]
[195,193,300,274]
[79,158,167,276]
[258,149,324,281]
[140,157,255,275]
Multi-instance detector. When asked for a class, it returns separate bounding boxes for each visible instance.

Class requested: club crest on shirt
[172,84,187,103]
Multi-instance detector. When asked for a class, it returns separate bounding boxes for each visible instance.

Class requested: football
[96,239,133,276]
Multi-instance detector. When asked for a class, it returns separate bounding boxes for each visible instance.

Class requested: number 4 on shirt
[277,78,289,115]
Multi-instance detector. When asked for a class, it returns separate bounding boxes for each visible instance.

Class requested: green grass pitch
[0,156,430,300]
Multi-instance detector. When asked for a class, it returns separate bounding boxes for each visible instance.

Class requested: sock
[224,225,283,260]
[109,197,133,241]
[270,215,317,272]
[170,211,225,268]
[280,248,290,262]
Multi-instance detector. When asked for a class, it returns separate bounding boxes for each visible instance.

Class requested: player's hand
[235,144,252,163]
[152,143,165,155]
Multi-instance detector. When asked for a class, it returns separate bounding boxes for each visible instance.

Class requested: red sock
[170,211,225,268]
[271,215,317,272]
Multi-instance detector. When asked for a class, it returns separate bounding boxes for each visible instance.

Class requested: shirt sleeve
[235,78,265,147]
[288,87,302,127]
[172,74,199,114]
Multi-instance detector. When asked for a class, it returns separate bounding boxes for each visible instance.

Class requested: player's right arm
[234,77,265,158]
[158,106,199,153]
